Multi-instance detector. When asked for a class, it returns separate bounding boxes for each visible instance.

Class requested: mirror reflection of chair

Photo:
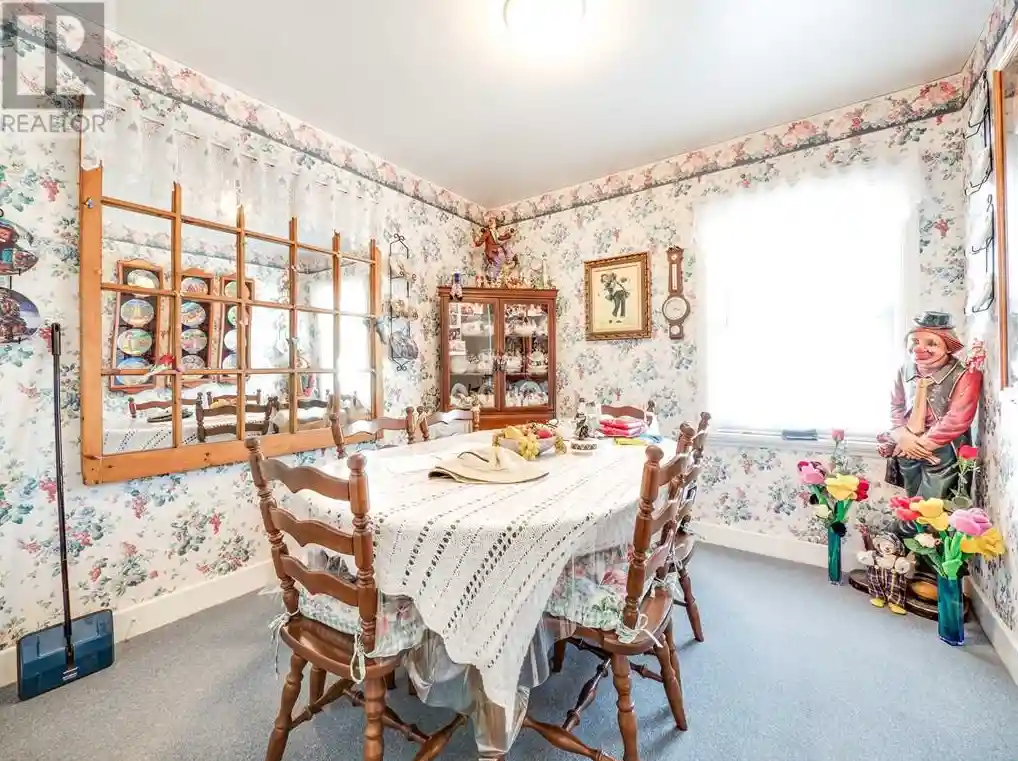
[417,407,480,441]
[329,407,417,457]
[245,439,466,761]
[128,393,208,419]
[209,390,262,406]
[195,397,274,442]
[266,395,333,433]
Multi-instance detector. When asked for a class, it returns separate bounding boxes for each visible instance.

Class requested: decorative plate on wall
[181,354,206,371]
[181,277,210,294]
[180,328,208,354]
[0,286,41,343]
[116,328,153,356]
[126,269,160,291]
[221,352,238,369]
[180,301,206,328]
[223,329,238,353]
[115,357,151,386]
[0,211,38,276]
[226,305,238,327]
[120,298,155,328]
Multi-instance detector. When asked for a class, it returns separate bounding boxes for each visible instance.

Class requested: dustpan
[17,323,114,700]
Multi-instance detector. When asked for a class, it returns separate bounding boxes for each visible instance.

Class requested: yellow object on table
[613,437,648,446]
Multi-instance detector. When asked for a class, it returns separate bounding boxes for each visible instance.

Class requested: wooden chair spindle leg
[564,658,610,731]
[552,639,567,673]
[610,654,640,761]
[656,621,688,731]
[309,666,326,704]
[362,677,386,761]
[265,653,306,761]
[679,567,704,642]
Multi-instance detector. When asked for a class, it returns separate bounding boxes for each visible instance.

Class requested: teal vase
[937,575,965,646]
[827,527,842,585]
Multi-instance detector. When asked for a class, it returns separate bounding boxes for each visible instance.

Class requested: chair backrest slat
[247,439,379,654]
[278,554,359,607]
[329,407,416,457]
[418,407,480,440]
[267,506,355,556]
[601,400,655,426]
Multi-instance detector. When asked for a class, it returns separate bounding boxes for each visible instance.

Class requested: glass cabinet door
[502,301,551,409]
[447,300,497,409]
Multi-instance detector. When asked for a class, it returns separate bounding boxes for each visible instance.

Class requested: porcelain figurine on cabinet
[857,533,915,614]
[877,312,984,500]
[473,217,518,283]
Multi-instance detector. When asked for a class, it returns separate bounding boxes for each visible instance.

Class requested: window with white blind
[697,170,917,438]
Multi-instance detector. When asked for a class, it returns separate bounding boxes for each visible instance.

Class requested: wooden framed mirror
[992,35,1018,388]
[79,165,383,485]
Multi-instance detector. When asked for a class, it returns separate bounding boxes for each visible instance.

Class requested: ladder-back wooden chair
[128,393,208,419]
[600,400,656,429]
[209,390,263,406]
[195,399,274,442]
[329,407,417,457]
[532,428,695,761]
[246,439,465,761]
[418,407,480,441]
[670,411,710,643]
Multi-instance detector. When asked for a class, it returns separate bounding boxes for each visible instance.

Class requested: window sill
[710,430,880,457]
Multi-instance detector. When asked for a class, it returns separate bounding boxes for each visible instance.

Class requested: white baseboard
[691,521,865,571]
[969,581,1018,687]
[1,559,273,688]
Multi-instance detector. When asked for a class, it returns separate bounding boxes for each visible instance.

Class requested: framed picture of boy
[583,252,651,340]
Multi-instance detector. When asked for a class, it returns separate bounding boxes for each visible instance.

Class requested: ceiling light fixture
[504,0,585,47]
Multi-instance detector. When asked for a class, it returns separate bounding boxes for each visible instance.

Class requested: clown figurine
[877,312,984,499]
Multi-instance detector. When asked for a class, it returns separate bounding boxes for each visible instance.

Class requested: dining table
[288,428,674,758]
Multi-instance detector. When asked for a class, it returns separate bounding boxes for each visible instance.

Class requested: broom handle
[51,324,73,647]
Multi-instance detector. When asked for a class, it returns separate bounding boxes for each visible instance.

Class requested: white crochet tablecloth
[294,430,667,711]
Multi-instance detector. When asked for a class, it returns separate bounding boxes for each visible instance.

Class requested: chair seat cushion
[298,550,426,658]
[545,543,680,631]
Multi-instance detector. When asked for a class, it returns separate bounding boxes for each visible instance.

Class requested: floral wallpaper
[0,41,475,652]
[0,3,1005,662]
[506,110,967,544]
[964,0,1018,639]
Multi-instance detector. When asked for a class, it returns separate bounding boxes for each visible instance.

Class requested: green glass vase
[827,527,842,585]
[937,575,965,646]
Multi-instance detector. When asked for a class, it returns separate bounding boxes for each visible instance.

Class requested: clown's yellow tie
[907,377,933,435]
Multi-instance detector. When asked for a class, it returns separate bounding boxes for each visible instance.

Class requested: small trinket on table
[857,532,915,615]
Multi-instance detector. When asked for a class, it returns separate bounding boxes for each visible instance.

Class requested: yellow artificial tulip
[959,535,980,555]
[825,474,860,501]
[977,528,1005,558]
[814,504,832,520]
[914,498,949,532]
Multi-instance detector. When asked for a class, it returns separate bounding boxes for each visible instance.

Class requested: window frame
[79,165,383,485]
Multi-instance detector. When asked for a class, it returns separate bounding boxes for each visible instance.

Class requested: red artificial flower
[855,478,870,501]
[958,445,979,461]
[890,495,920,522]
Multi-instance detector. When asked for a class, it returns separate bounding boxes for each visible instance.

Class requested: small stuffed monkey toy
[858,532,915,615]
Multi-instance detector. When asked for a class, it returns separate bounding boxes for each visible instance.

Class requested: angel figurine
[473,217,518,283]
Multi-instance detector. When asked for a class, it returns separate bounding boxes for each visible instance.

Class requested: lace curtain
[693,163,923,436]
[82,96,383,250]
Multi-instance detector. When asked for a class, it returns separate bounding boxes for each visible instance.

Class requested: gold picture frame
[583,252,651,341]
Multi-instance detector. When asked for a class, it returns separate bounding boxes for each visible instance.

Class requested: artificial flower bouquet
[796,431,871,583]
[888,445,1004,645]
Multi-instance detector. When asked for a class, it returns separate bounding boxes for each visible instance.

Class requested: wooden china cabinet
[438,286,557,430]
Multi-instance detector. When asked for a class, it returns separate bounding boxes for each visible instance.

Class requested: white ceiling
[105,0,994,208]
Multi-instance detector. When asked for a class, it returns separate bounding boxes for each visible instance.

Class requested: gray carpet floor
[2,546,1017,760]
